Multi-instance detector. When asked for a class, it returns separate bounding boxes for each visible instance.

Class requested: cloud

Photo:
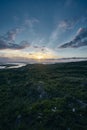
[33,45,39,48]
[58,19,78,30]
[0,40,30,50]
[48,15,87,48]
[31,38,45,46]
[24,18,39,28]
[32,44,51,53]
[49,25,60,46]
[59,27,87,48]
[58,13,87,31]
[49,18,78,46]
[33,45,46,52]
[0,17,40,50]
[5,28,23,42]
[0,28,19,42]
[0,28,30,50]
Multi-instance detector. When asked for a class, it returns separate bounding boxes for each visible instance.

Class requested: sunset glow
[0,0,87,63]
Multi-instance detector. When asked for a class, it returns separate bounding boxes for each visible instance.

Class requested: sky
[0,0,87,62]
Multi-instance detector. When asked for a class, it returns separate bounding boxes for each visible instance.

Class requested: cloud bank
[0,28,30,50]
[59,27,87,48]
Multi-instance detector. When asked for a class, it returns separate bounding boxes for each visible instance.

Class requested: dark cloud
[41,48,45,51]
[0,28,30,50]
[33,45,44,49]
[29,53,33,55]
[33,45,39,48]
[33,45,47,52]
[3,28,23,42]
[59,27,87,48]
[0,40,30,50]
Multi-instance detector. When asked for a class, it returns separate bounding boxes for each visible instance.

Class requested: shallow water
[0,66,6,69]
[0,63,26,69]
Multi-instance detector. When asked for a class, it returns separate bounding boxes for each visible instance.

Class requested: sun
[37,55,43,60]
[31,52,45,60]
[30,51,58,60]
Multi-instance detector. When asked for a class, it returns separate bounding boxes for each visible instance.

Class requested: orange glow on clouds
[0,48,60,60]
